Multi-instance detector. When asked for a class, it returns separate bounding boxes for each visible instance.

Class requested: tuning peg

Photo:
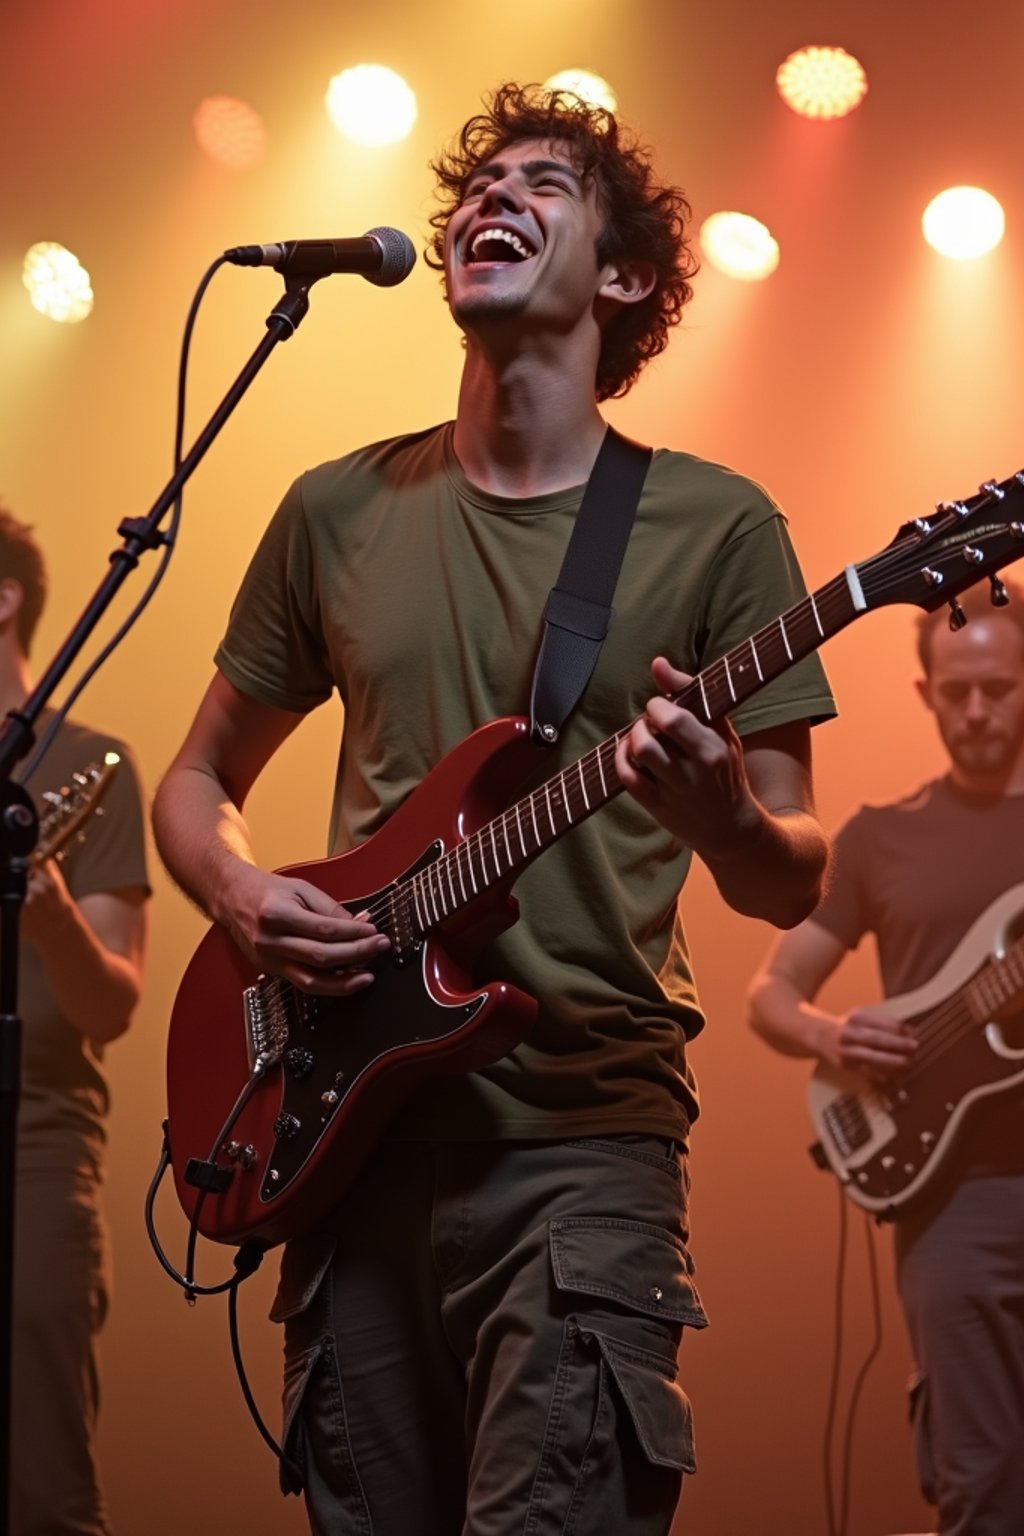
[990,576,1010,607]
[948,599,968,631]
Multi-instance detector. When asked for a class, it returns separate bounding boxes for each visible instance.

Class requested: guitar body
[808,884,1024,1214]
[166,716,544,1247]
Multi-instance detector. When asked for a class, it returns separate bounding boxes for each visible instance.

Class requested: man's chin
[950,740,1014,776]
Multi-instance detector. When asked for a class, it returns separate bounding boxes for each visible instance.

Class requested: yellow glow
[922,186,1005,260]
[22,242,94,322]
[193,96,267,169]
[325,65,417,147]
[776,45,867,120]
[699,212,779,282]
[543,70,618,113]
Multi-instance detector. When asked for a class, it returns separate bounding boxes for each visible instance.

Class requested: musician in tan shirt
[748,580,1024,1536]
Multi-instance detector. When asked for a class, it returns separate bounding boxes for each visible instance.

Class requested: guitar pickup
[822,1093,871,1157]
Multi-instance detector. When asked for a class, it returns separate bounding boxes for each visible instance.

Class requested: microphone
[223,227,416,287]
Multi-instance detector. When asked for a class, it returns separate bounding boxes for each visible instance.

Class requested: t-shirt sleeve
[810,813,871,952]
[62,741,150,902]
[214,475,335,713]
[694,505,837,736]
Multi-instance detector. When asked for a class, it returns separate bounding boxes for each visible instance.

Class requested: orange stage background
[2,1,1022,1531]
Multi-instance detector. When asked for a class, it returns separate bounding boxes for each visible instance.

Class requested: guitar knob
[284,1047,314,1079]
[273,1112,301,1140]
[947,599,967,631]
[990,576,1010,607]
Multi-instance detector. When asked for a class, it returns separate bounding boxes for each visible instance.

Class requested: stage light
[543,70,618,113]
[922,186,1005,260]
[193,96,267,169]
[22,242,94,322]
[776,45,867,120]
[325,65,417,147]
[699,213,779,282]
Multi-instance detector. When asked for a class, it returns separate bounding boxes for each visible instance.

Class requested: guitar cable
[16,255,228,787]
[821,1180,885,1536]
[145,1119,303,1489]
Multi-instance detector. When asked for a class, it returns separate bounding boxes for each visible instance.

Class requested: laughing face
[443,137,614,336]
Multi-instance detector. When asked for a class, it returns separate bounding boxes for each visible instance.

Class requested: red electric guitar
[166,472,1024,1248]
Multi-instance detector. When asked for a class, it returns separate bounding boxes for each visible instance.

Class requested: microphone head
[364,226,417,287]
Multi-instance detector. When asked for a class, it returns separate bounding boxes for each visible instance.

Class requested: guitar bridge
[244,976,292,1071]
[822,1092,872,1158]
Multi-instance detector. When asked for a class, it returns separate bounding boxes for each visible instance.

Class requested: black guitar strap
[529,426,653,746]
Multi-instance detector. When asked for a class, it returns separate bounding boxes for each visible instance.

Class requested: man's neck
[451,341,609,499]
[948,757,1024,798]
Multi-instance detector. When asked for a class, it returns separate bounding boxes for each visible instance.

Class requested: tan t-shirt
[18,717,150,1175]
[216,425,836,1141]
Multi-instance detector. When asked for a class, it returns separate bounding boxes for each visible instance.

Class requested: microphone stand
[0,276,316,1533]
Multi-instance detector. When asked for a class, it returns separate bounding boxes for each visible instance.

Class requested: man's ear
[597,259,657,307]
[914,674,932,714]
[0,579,23,629]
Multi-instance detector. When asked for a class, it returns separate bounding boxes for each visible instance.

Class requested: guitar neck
[403,571,861,936]
[966,930,1024,1023]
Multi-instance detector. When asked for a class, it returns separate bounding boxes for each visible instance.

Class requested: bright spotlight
[325,65,417,147]
[193,96,267,169]
[776,45,867,120]
[543,70,618,113]
[22,242,94,323]
[922,186,1005,260]
[699,213,779,282]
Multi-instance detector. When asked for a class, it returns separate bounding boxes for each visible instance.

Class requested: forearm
[747,969,842,1064]
[152,762,261,927]
[701,803,829,929]
[30,905,140,1046]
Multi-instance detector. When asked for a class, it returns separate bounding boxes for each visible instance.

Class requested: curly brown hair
[426,83,698,402]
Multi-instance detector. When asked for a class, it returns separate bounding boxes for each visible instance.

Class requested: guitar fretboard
[966,933,1024,1022]
[390,571,860,944]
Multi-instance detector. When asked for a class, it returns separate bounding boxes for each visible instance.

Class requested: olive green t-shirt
[215,424,835,1140]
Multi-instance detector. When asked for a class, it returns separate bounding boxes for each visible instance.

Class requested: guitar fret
[489,824,501,877]
[445,856,457,911]
[544,783,557,837]
[723,654,736,703]
[501,814,513,866]
[455,845,468,904]
[809,592,824,637]
[514,803,527,859]
[778,614,793,661]
[529,791,541,847]
[698,672,711,722]
[578,760,590,811]
[750,636,764,682]
[597,745,608,797]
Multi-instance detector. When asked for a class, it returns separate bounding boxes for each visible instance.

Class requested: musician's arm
[22,873,147,1046]
[152,671,389,992]
[152,671,303,920]
[747,919,850,1065]
[747,918,918,1075]
[617,657,829,928]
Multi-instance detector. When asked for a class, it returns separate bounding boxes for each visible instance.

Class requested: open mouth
[466,226,537,265]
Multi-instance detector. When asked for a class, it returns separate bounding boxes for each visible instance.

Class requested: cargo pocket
[279,1338,323,1496]
[550,1216,706,1483]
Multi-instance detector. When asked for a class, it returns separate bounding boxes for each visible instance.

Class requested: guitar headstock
[35,751,120,865]
[854,471,1024,614]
